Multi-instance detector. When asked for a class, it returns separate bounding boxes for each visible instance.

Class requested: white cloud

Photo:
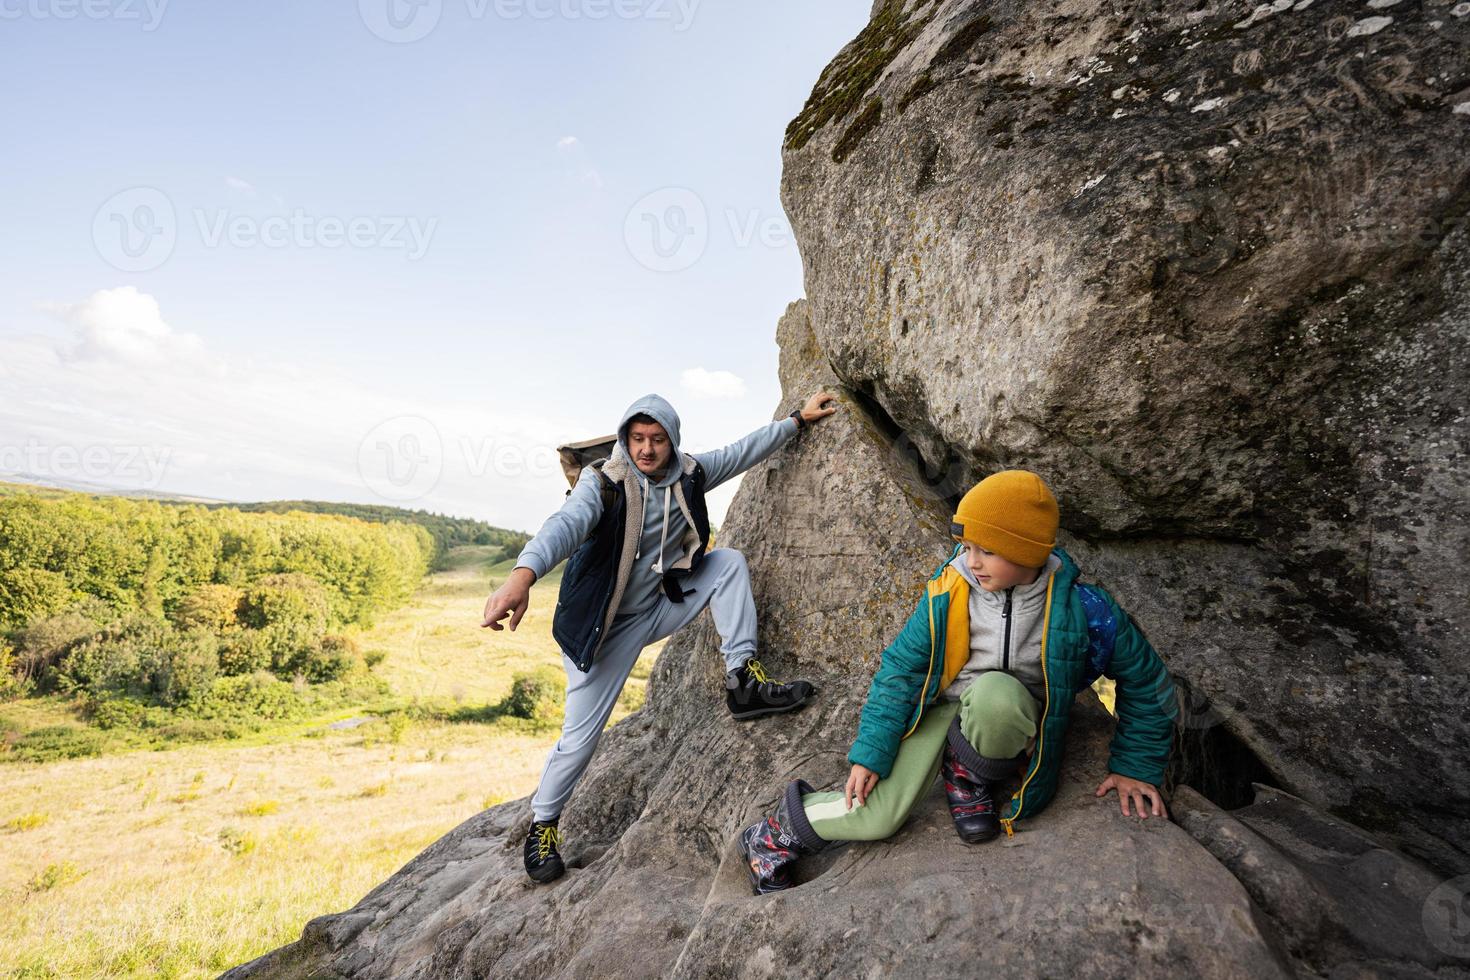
[680,367,747,400]
[555,135,604,190]
[224,175,256,193]
[0,288,587,532]
[38,286,205,364]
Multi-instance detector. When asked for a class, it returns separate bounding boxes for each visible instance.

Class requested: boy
[737,470,1177,893]
[482,391,837,884]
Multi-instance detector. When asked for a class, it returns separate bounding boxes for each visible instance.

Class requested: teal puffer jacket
[848,546,1178,830]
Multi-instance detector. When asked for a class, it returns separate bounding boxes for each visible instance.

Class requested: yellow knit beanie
[950,470,1058,568]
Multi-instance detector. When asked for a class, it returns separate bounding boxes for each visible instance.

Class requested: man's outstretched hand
[799,390,840,426]
[1095,772,1169,819]
[481,566,536,631]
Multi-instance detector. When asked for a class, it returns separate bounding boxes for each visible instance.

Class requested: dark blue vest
[552,461,709,672]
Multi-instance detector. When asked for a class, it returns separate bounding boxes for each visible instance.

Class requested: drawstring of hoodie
[650,485,672,574]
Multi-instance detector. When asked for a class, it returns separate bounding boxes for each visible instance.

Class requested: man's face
[626,421,672,476]
[961,540,1042,592]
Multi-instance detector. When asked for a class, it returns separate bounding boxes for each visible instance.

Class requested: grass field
[0,545,660,979]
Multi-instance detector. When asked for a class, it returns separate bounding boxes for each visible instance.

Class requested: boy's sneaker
[941,743,1001,844]
[725,659,817,720]
[523,818,565,884]
[738,817,800,894]
[737,779,826,895]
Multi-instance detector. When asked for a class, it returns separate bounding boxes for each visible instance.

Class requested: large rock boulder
[779,0,1470,874]
[224,1,1470,976]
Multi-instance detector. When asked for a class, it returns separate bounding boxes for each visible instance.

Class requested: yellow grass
[0,545,660,979]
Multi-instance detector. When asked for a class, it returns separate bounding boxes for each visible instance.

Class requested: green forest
[0,486,529,759]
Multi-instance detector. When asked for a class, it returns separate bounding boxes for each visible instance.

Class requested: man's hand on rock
[1095,773,1168,819]
[845,763,879,810]
[481,567,536,631]
[799,390,839,426]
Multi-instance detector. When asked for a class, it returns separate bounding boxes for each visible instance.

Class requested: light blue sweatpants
[530,548,758,821]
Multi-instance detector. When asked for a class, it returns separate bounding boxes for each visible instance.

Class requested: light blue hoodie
[515,394,798,616]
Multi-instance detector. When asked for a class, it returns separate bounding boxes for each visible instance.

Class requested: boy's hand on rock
[800,390,839,425]
[1095,773,1168,819]
[845,764,879,810]
[481,567,535,631]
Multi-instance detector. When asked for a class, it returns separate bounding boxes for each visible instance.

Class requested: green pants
[804,670,1040,842]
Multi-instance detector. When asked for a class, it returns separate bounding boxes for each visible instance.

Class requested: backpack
[556,435,618,510]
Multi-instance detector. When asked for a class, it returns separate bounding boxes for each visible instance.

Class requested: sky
[0,0,869,533]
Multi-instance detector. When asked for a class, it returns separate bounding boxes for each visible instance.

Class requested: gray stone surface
[224,2,1470,976]
[780,0,1469,874]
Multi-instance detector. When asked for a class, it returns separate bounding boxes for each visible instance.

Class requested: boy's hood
[616,393,684,489]
[948,548,1068,600]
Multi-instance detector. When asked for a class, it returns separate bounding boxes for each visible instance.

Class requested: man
[481,390,837,884]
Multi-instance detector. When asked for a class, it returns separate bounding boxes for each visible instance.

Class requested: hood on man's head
[617,393,683,486]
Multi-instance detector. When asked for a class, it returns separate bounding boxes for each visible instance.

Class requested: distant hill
[219,500,528,565]
[0,478,529,569]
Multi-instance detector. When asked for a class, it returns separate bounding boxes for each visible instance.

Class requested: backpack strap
[1074,583,1119,687]
[588,460,619,514]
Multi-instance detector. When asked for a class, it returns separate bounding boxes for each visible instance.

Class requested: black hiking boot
[942,743,1001,844]
[942,715,1028,845]
[725,659,817,721]
[736,780,827,895]
[523,818,565,884]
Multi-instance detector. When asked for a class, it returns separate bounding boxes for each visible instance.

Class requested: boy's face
[626,421,672,476]
[960,540,1042,591]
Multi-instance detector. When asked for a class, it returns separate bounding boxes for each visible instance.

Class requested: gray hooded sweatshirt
[944,550,1063,703]
[514,394,798,617]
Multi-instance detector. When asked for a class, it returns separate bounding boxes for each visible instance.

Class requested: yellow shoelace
[535,824,562,859]
[745,659,773,684]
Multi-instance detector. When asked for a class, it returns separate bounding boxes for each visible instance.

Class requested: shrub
[0,567,74,631]
[300,634,364,682]
[146,627,219,707]
[189,671,302,722]
[11,603,108,688]
[154,718,242,742]
[26,860,84,892]
[89,697,146,730]
[0,642,33,701]
[240,573,330,633]
[217,628,271,676]
[218,827,257,856]
[363,648,388,669]
[9,725,107,763]
[170,584,244,633]
[262,620,324,677]
[55,630,148,700]
[4,812,48,832]
[498,669,565,722]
